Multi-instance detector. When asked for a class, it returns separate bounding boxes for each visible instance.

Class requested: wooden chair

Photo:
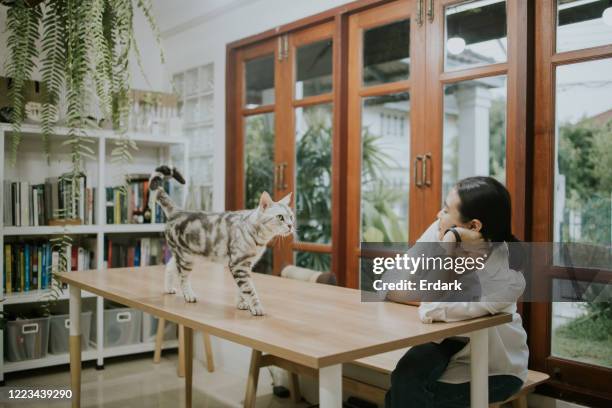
[153,318,215,376]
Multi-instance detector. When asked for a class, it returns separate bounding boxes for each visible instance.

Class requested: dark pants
[385,338,523,408]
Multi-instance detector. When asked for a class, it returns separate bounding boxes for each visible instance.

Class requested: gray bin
[4,317,50,362]
[49,311,93,354]
[91,307,142,347]
[142,313,177,343]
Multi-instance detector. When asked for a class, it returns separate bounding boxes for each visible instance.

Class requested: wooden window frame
[531,0,612,405]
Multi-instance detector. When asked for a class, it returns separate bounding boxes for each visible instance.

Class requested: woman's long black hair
[454,176,523,270]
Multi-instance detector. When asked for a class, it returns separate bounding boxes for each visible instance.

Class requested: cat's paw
[249,303,265,316]
[237,300,249,310]
[183,292,197,303]
[164,287,176,294]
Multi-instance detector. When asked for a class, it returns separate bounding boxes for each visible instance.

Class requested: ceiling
[152,0,259,36]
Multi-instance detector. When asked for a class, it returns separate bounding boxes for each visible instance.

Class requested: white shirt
[387,220,529,384]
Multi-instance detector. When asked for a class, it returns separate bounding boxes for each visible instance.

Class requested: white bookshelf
[3,340,179,373]
[0,124,188,382]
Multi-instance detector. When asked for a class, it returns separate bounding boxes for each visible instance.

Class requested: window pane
[554,59,612,268]
[551,280,612,368]
[296,39,333,99]
[361,93,410,242]
[445,0,507,71]
[245,54,274,108]
[295,104,333,244]
[442,76,507,201]
[244,113,275,210]
[294,250,332,273]
[557,0,612,53]
[363,19,410,87]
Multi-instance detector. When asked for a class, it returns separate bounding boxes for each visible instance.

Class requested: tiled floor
[3,352,311,407]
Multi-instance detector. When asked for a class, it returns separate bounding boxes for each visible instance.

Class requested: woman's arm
[418,269,526,323]
[383,220,443,303]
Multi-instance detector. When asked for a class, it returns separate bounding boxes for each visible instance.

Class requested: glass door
[532,0,612,401]
[230,23,337,275]
[422,0,528,236]
[277,22,336,274]
[232,39,278,273]
[346,0,426,288]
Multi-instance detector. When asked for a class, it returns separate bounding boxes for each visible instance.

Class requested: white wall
[159,0,354,212]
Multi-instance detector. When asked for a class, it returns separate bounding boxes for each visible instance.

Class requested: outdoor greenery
[488,98,506,182]
[553,299,612,368]
[558,118,612,246]
[553,117,612,368]
[244,113,401,272]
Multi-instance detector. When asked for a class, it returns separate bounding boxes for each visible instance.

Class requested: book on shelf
[2,173,96,227]
[105,174,169,225]
[103,237,171,268]
[2,241,95,294]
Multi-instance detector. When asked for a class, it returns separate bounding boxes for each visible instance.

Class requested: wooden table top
[58,261,511,368]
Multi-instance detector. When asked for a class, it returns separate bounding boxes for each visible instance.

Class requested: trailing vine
[2,0,164,307]
[5,0,41,163]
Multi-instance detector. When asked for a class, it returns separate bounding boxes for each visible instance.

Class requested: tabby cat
[149,165,294,316]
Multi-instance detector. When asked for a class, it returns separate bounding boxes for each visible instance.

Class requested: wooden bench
[244,346,548,408]
[343,348,549,408]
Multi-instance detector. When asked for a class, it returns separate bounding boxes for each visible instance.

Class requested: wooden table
[58,261,512,408]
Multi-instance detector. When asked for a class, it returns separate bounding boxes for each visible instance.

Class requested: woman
[385,176,529,408]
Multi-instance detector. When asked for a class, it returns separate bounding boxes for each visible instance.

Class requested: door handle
[423,153,432,187]
[277,37,283,61]
[275,164,281,190]
[280,162,288,190]
[416,0,423,26]
[414,155,423,187]
[427,0,434,23]
[283,35,289,60]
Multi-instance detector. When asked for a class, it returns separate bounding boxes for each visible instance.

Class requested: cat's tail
[149,165,186,217]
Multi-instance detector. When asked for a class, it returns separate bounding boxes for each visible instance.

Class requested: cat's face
[257,192,295,237]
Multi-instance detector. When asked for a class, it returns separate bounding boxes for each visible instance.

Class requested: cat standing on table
[149,165,295,316]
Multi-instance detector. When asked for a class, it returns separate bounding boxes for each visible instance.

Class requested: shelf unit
[173,63,215,211]
[0,123,188,382]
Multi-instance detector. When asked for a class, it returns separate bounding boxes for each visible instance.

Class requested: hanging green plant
[1,0,163,313]
[4,0,162,164]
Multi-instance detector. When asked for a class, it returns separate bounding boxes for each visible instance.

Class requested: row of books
[2,242,94,294]
[3,174,95,227]
[3,173,174,227]
[3,237,171,293]
[104,237,171,268]
[105,174,168,224]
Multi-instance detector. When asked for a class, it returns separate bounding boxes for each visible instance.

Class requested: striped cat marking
[149,165,294,316]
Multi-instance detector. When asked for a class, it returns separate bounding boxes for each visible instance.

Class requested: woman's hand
[442,227,490,259]
[442,226,483,243]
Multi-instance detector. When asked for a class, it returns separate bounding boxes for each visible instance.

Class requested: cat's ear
[259,191,274,211]
[279,192,292,206]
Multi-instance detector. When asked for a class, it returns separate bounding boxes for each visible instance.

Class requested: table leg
[319,364,342,408]
[184,326,193,408]
[469,328,489,408]
[69,285,82,408]
[178,324,185,377]
[153,317,165,364]
[203,333,215,372]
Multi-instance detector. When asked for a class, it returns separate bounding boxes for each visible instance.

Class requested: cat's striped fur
[149,165,294,316]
